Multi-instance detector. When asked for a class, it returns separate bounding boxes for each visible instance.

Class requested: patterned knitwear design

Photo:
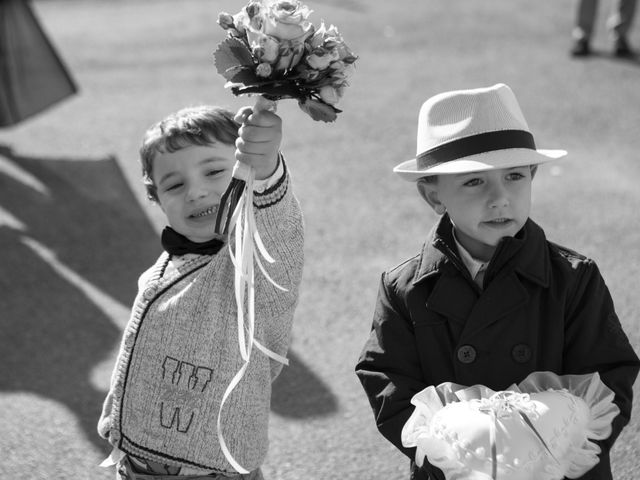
[97,168,304,473]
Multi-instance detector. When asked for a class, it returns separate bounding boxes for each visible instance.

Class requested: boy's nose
[487,182,509,208]
[186,183,208,202]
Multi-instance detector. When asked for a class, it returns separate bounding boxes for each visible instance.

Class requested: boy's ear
[416,180,446,215]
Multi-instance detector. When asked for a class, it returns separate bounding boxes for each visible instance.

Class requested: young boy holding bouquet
[355,83,639,480]
[97,104,304,479]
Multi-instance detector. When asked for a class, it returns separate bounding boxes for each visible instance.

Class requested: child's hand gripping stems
[214,96,279,235]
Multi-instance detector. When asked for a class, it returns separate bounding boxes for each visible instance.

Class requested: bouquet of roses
[211,2,357,474]
[214,0,357,122]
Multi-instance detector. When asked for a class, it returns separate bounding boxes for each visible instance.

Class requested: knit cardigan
[98,169,304,473]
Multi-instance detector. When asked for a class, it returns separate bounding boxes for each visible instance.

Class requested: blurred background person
[571,0,637,56]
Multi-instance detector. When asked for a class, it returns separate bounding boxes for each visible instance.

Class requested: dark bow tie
[161,227,225,256]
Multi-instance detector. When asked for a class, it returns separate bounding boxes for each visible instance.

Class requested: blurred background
[0,0,639,478]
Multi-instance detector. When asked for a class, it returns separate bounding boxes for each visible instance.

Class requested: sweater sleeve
[252,159,305,380]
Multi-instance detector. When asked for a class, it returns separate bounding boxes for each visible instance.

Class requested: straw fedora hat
[393,83,567,181]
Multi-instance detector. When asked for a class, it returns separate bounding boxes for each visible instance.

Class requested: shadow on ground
[571,49,640,65]
[0,144,161,452]
[272,349,338,418]
[0,144,336,452]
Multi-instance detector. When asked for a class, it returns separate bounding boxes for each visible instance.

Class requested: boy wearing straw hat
[355,83,639,479]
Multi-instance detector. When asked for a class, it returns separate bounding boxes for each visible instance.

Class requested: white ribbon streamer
[217,158,289,473]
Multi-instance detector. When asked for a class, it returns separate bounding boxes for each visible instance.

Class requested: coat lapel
[413,216,551,334]
[413,215,479,325]
[463,271,530,337]
[426,273,478,325]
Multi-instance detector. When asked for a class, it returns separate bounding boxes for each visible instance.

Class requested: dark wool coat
[356,215,639,480]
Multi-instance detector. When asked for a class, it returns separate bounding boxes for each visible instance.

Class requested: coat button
[511,343,531,363]
[457,345,477,364]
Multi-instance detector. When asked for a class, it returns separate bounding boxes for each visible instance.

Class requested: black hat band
[416,129,537,170]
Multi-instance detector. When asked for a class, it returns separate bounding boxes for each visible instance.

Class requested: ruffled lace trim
[401,371,618,480]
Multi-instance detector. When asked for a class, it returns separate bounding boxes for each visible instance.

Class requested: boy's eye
[506,172,525,181]
[463,178,482,187]
[165,182,183,192]
[206,169,224,177]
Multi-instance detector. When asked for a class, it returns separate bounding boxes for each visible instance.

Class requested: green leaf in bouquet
[219,65,246,82]
[298,98,340,123]
[225,68,262,87]
[213,37,255,80]
[231,82,305,99]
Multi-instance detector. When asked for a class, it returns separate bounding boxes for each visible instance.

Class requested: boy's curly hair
[140,106,240,203]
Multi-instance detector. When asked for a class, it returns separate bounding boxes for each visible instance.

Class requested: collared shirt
[452,230,488,288]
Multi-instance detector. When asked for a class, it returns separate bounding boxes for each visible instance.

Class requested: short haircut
[139,106,240,202]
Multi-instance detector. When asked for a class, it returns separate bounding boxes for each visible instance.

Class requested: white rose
[245,1,265,21]
[270,1,312,25]
[237,2,265,32]
[247,30,280,63]
[329,61,356,80]
[337,42,357,62]
[218,12,234,30]
[256,62,273,78]
[232,10,250,35]
[308,22,327,49]
[263,1,314,41]
[328,48,341,62]
[325,24,341,39]
[275,42,305,72]
[261,36,280,63]
[319,85,342,105]
[306,51,333,70]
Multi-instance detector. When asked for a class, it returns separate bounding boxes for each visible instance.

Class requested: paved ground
[1,1,639,479]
